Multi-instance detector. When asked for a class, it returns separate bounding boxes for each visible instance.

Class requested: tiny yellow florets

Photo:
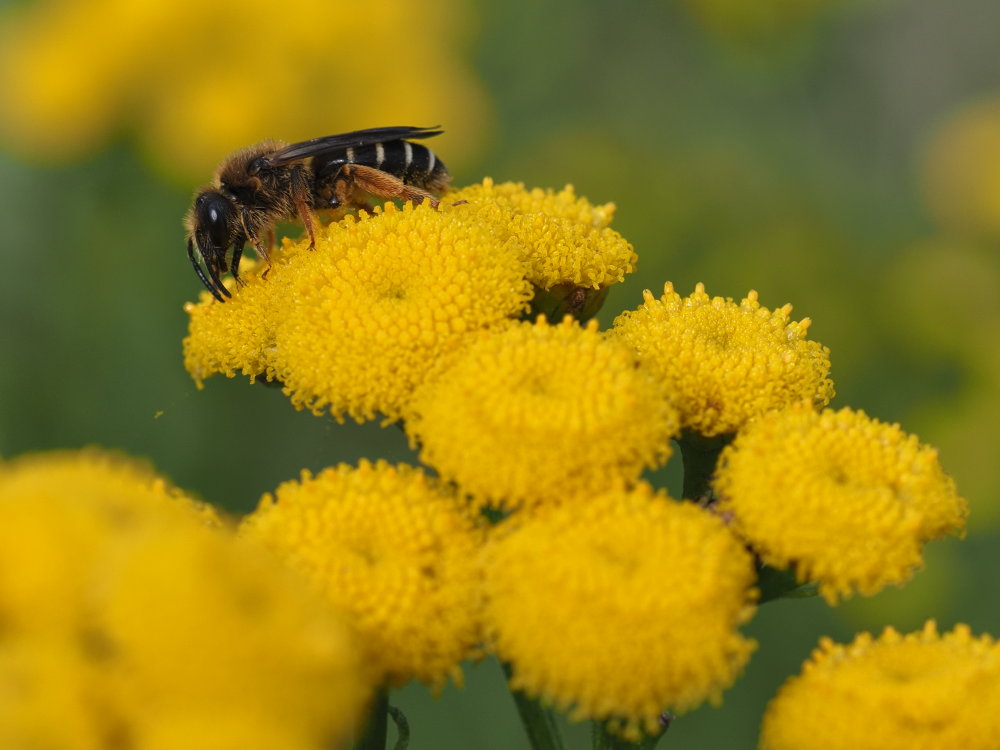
[404,316,680,511]
[760,621,1000,750]
[240,460,484,690]
[184,201,533,423]
[449,179,637,290]
[714,405,969,603]
[610,282,834,436]
[0,449,369,750]
[482,484,758,738]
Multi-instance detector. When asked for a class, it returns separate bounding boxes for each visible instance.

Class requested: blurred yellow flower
[184,199,533,423]
[240,460,484,690]
[101,522,369,748]
[449,179,637,292]
[483,484,757,738]
[0,449,218,634]
[0,449,370,750]
[0,636,108,750]
[405,316,680,512]
[760,621,1000,750]
[714,405,968,603]
[0,0,490,180]
[610,282,833,437]
[922,97,1000,239]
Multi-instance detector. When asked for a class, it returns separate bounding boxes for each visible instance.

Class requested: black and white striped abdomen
[316,138,450,192]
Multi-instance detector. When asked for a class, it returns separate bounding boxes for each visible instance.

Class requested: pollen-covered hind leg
[337,163,441,209]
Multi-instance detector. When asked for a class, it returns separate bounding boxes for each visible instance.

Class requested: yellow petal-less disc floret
[240,460,484,690]
[714,405,969,603]
[610,282,834,436]
[184,201,533,423]
[448,178,637,290]
[760,621,1000,750]
[404,316,680,512]
[482,484,758,738]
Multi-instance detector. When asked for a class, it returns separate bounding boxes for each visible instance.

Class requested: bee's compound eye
[195,191,233,249]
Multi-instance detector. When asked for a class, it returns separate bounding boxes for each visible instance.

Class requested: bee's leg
[230,240,246,287]
[338,164,441,209]
[291,166,318,250]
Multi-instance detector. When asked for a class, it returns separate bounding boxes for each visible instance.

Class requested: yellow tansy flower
[610,282,834,436]
[0,449,218,634]
[483,484,757,739]
[404,316,680,512]
[101,523,369,748]
[0,449,369,750]
[184,201,532,423]
[760,621,1000,750]
[0,637,108,750]
[448,178,637,292]
[240,460,484,690]
[714,405,969,603]
[0,0,489,180]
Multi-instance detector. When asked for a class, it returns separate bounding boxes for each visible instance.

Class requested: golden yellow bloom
[449,178,636,291]
[184,201,532,423]
[610,282,834,436]
[483,484,758,738]
[0,449,369,750]
[405,316,680,511]
[714,405,969,603]
[101,522,369,748]
[0,0,489,180]
[760,621,1000,750]
[0,449,218,633]
[0,636,108,750]
[240,460,484,689]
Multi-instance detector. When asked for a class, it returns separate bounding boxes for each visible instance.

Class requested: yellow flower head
[760,621,1000,750]
[482,484,758,738]
[404,316,680,512]
[0,637,108,750]
[0,449,218,633]
[101,522,369,748]
[184,201,533,423]
[448,179,637,290]
[0,449,369,750]
[610,282,834,436]
[0,0,489,180]
[240,460,484,689]
[714,405,969,603]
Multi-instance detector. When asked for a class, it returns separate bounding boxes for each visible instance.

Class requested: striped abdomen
[313,138,450,195]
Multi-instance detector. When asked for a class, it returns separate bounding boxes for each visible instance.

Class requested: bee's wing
[267,126,443,165]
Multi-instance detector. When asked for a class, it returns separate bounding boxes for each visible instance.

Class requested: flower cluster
[177,177,973,743]
[0,450,369,750]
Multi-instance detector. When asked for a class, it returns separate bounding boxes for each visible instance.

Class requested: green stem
[591,714,673,750]
[353,688,389,750]
[677,431,733,503]
[501,661,566,750]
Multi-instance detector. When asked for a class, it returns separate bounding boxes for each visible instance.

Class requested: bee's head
[185,188,238,302]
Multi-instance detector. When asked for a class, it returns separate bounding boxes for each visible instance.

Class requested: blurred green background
[2,0,999,747]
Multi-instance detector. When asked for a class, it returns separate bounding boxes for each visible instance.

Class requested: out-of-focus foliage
[2,0,999,747]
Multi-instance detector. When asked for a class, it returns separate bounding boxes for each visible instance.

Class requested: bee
[184,126,450,302]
